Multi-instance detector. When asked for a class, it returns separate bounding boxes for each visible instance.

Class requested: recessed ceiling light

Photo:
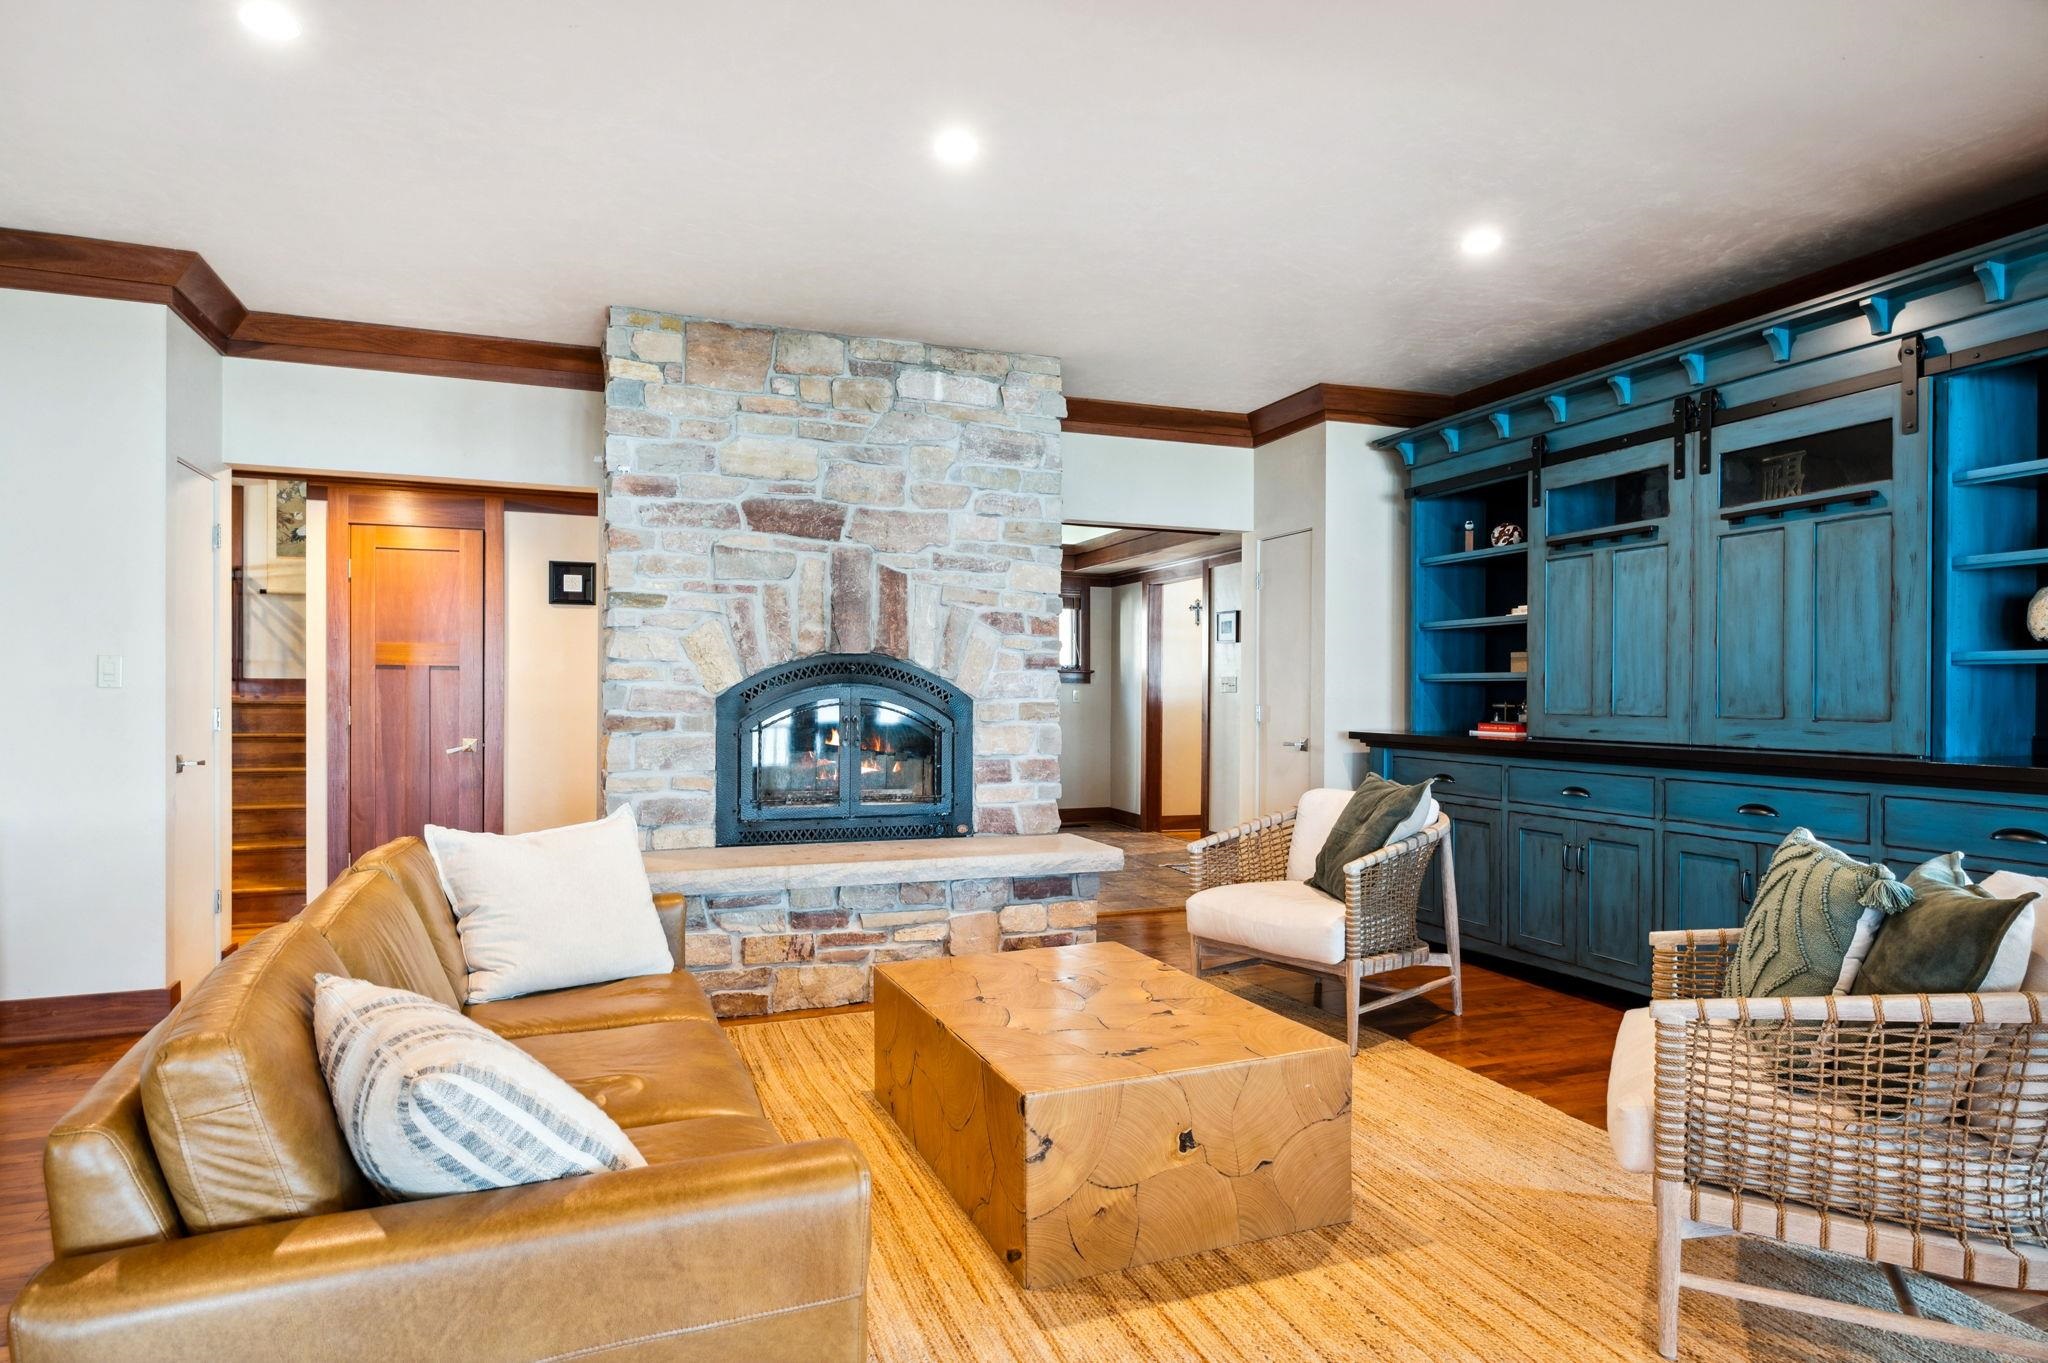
[1460,225,1505,257]
[238,1,302,42]
[932,127,980,167]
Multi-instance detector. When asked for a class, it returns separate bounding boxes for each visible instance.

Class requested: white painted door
[1256,529,1314,813]
[168,459,222,991]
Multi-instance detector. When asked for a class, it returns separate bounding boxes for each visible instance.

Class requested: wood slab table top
[874,941,1352,1286]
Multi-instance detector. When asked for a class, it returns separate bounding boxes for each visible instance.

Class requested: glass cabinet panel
[1719,418,1891,509]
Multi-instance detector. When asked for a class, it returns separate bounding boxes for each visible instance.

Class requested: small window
[1058,582,1092,683]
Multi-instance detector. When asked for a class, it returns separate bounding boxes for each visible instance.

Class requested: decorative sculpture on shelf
[2029,587,2048,643]
[1491,522,1525,546]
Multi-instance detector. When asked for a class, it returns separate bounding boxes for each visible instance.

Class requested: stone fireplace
[599,308,1118,1014]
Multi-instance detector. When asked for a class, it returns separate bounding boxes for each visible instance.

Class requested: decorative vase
[2029,587,2048,643]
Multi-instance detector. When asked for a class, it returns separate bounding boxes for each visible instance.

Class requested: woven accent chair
[1185,801,1463,1054]
[1609,926,2048,1360]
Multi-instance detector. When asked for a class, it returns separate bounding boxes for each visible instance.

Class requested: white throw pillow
[313,975,644,1200]
[1283,784,1440,882]
[425,807,674,1004]
[1984,869,2048,991]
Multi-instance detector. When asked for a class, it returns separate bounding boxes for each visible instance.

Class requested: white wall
[1158,577,1204,819]
[1208,561,1244,831]
[503,511,603,834]
[0,290,173,999]
[238,479,310,679]
[1109,583,1145,814]
[1063,431,1254,530]
[1055,585,1113,810]
[1320,424,1408,786]
[304,499,328,898]
[222,360,603,490]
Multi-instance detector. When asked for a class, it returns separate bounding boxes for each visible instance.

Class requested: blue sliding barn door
[1529,434,1693,741]
[1695,387,1929,755]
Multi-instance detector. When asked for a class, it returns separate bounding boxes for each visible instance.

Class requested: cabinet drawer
[1389,755,1503,800]
[1506,766,1654,817]
[1665,779,1869,845]
[1883,797,2048,869]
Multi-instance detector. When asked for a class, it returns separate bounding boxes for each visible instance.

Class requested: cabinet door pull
[1735,802,1779,819]
[1432,773,1457,785]
[1740,869,1756,904]
[1992,828,2048,846]
[1560,785,1592,799]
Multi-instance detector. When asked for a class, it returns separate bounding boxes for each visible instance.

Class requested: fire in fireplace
[714,654,974,844]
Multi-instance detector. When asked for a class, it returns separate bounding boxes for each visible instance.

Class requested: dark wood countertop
[1346,730,2048,795]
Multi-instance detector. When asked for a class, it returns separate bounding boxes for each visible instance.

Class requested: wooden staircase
[231,690,307,948]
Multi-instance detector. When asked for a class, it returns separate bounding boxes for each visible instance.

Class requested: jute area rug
[728,984,2046,1362]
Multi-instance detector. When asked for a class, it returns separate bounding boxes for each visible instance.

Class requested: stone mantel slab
[645,834,1121,896]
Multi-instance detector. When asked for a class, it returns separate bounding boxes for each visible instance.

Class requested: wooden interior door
[329,484,503,876]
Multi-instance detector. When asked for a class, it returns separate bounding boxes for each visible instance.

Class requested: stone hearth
[647,834,1122,1014]
[599,309,1069,851]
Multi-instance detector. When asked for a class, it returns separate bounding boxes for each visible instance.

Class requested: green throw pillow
[1853,853,2039,995]
[1727,829,1913,998]
[1305,775,1430,902]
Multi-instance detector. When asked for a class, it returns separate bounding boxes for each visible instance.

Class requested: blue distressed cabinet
[1371,223,2048,993]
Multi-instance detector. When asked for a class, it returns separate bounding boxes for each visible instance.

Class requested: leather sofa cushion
[466,971,717,1039]
[515,1020,768,1128]
[625,1113,786,1165]
[141,921,373,1232]
[300,867,464,1009]
[43,1015,185,1258]
[351,836,468,1001]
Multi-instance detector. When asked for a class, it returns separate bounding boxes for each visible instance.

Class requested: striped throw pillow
[313,974,645,1201]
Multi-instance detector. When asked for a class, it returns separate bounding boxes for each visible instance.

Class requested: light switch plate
[96,654,123,688]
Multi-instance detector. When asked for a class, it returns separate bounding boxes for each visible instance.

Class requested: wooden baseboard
[1158,813,1205,832]
[0,982,181,1046]
[1059,807,1141,829]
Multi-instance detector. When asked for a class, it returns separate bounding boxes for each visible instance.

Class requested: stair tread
[234,882,304,895]
[237,764,307,773]
[236,801,308,812]
[233,837,306,850]
[235,731,303,739]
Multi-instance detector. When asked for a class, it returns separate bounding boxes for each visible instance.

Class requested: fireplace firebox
[715,654,974,845]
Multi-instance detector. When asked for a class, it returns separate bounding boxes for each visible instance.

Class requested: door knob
[445,737,481,755]
[1281,738,1309,751]
[175,754,206,774]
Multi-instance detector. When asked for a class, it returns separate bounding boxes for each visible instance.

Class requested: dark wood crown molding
[1062,383,1455,450]
[1453,188,2048,413]
[0,227,602,390]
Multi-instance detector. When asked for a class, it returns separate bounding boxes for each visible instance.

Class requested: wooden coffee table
[873,940,1352,1288]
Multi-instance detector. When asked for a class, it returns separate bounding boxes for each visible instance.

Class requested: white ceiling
[5,1,2047,410]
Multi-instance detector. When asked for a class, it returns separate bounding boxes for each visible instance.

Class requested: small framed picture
[548,560,597,605]
[1216,610,1240,643]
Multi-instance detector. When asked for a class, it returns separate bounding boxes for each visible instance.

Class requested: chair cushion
[1187,879,1347,966]
[1285,789,1356,882]
[314,974,645,1201]
[300,867,464,1009]
[466,971,718,1040]
[140,921,373,1233]
[512,1020,768,1128]
[1607,1008,1655,1173]
[352,836,469,1001]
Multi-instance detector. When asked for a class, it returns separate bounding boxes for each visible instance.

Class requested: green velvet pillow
[1727,829,1913,998]
[1305,775,1431,902]
[1853,853,2039,995]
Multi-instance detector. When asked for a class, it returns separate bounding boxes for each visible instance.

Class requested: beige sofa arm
[1189,810,1296,892]
[9,1138,871,1363]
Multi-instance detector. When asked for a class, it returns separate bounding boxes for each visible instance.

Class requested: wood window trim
[1058,579,1093,683]
[325,482,506,878]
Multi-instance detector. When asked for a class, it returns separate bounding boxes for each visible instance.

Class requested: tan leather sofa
[7,837,871,1363]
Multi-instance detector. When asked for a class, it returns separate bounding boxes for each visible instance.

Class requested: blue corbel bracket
[1858,294,1896,337]
[1396,439,1418,466]
[1543,392,1569,423]
[1974,258,2013,304]
[1607,374,1634,406]
[1679,352,1708,387]
[1489,411,1512,439]
[1442,427,1462,455]
[1762,325,1795,363]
